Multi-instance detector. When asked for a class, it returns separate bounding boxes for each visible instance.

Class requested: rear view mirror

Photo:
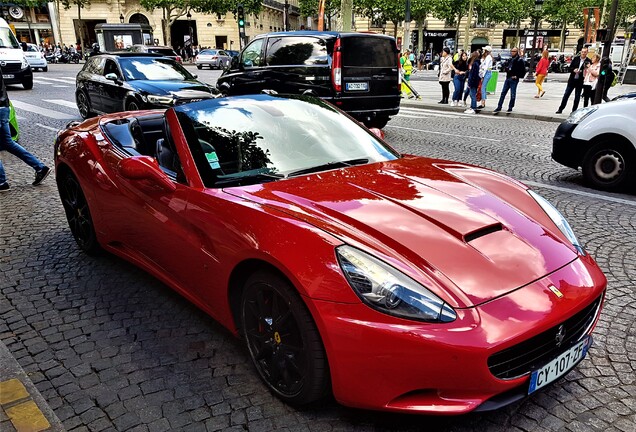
[118,156,176,192]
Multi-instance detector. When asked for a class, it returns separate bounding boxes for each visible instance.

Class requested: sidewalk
[400,71,636,123]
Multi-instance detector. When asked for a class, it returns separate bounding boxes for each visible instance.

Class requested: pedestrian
[534,49,549,98]
[478,46,493,109]
[418,50,425,71]
[401,53,414,99]
[451,51,469,106]
[493,47,526,113]
[408,50,416,73]
[0,71,50,192]
[599,57,614,103]
[556,47,591,114]
[438,47,453,104]
[464,51,481,114]
[582,53,600,107]
[424,51,432,70]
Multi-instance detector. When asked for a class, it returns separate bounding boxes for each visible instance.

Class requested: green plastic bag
[611,71,618,87]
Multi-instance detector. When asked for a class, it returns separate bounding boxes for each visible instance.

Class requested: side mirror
[192,74,198,79]
[118,156,176,192]
[231,56,239,69]
[105,73,120,83]
[243,59,253,68]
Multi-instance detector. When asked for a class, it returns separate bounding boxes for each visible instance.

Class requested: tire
[43,65,48,72]
[58,171,101,255]
[22,78,33,90]
[582,141,635,192]
[366,116,390,129]
[241,271,329,406]
[197,64,202,70]
[76,91,94,119]
[125,99,142,111]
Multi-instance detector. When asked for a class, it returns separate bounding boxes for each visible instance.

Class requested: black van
[216,31,401,128]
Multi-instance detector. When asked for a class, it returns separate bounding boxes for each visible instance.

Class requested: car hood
[0,48,26,62]
[131,80,213,97]
[224,156,577,308]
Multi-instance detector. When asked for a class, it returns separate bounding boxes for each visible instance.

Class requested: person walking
[556,47,591,114]
[408,50,416,73]
[401,54,414,99]
[0,71,50,192]
[534,50,549,98]
[418,50,425,71]
[478,46,493,108]
[464,51,482,114]
[599,57,614,103]
[451,51,469,106]
[493,47,526,113]
[438,47,453,104]
[582,53,600,107]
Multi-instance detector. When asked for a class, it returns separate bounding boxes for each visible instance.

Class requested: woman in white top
[479,46,494,108]
[582,53,600,107]
[438,47,453,104]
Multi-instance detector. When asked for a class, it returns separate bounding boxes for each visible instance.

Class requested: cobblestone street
[0,64,635,431]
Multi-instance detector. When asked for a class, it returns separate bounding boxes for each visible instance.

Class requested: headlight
[336,246,457,323]
[146,95,174,105]
[528,190,585,255]
[21,57,29,69]
[566,106,597,124]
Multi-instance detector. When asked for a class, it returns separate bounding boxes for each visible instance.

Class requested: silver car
[195,49,232,69]
[25,43,47,71]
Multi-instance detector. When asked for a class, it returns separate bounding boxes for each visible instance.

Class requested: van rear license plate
[2,74,14,79]
[528,336,591,394]
[346,82,368,91]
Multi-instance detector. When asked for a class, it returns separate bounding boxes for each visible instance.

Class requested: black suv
[75,53,216,119]
[216,31,400,128]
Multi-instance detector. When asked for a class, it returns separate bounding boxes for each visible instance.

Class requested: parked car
[552,99,636,192]
[226,49,240,58]
[217,31,401,129]
[129,44,182,63]
[55,94,606,414]
[24,43,48,71]
[195,49,232,69]
[0,18,33,89]
[75,53,216,118]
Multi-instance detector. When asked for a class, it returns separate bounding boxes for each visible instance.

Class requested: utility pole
[464,0,474,52]
[404,0,411,51]
[341,0,353,32]
[594,0,618,104]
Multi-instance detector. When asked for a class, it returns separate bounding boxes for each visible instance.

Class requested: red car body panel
[54,103,607,414]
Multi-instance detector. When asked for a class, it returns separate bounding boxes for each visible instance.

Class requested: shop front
[411,30,457,55]
[503,28,564,50]
[1,4,55,46]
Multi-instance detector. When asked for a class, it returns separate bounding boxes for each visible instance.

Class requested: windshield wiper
[286,158,369,178]
[215,172,284,187]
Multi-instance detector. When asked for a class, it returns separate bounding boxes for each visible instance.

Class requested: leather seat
[156,138,177,173]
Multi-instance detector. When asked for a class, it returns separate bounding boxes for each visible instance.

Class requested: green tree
[542,0,599,51]
[478,0,533,48]
[354,0,405,38]
[298,0,340,29]
[411,0,433,53]
[61,0,91,50]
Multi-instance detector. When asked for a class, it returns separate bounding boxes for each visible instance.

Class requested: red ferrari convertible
[54,95,606,414]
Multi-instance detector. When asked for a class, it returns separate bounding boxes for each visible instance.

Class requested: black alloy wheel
[241,271,329,405]
[76,91,93,119]
[582,141,635,192]
[126,99,142,111]
[58,172,101,255]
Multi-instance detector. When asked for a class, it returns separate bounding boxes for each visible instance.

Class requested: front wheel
[197,64,202,70]
[125,99,142,111]
[241,271,329,405]
[22,78,33,90]
[582,141,635,192]
[76,91,94,119]
[43,65,48,72]
[58,171,101,255]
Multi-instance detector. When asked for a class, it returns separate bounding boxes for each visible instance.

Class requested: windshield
[175,95,399,188]
[0,28,20,49]
[118,57,194,81]
[150,49,176,56]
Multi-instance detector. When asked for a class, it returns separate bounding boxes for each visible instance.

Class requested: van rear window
[342,37,396,68]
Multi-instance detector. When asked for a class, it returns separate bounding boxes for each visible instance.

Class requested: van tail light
[332,38,342,92]
[397,46,402,85]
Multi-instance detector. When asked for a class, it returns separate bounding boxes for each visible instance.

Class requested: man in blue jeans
[493,47,527,113]
[0,71,50,192]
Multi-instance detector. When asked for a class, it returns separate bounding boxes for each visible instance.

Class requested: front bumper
[2,64,33,85]
[26,58,47,68]
[552,122,589,169]
[309,255,606,414]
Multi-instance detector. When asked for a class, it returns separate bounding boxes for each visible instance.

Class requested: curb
[0,341,64,432]
[399,99,566,123]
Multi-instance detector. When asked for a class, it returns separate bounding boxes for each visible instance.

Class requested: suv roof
[252,31,396,41]
[98,52,164,58]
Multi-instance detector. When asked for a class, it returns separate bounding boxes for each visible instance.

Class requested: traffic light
[237,4,245,32]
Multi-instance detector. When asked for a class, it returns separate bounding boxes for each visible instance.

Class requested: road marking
[45,99,77,109]
[386,124,501,142]
[52,85,69,88]
[524,181,636,206]
[35,77,75,84]
[397,113,458,119]
[36,123,60,132]
[11,100,76,120]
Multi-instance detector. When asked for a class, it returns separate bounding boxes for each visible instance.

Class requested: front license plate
[2,74,14,79]
[346,82,368,91]
[528,336,591,394]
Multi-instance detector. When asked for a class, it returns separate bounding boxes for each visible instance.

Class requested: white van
[0,18,33,89]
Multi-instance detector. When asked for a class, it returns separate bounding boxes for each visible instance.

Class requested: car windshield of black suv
[175,95,399,187]
[119,57,194,81]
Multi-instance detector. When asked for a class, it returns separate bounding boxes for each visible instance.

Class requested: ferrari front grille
[487,295,602,380]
